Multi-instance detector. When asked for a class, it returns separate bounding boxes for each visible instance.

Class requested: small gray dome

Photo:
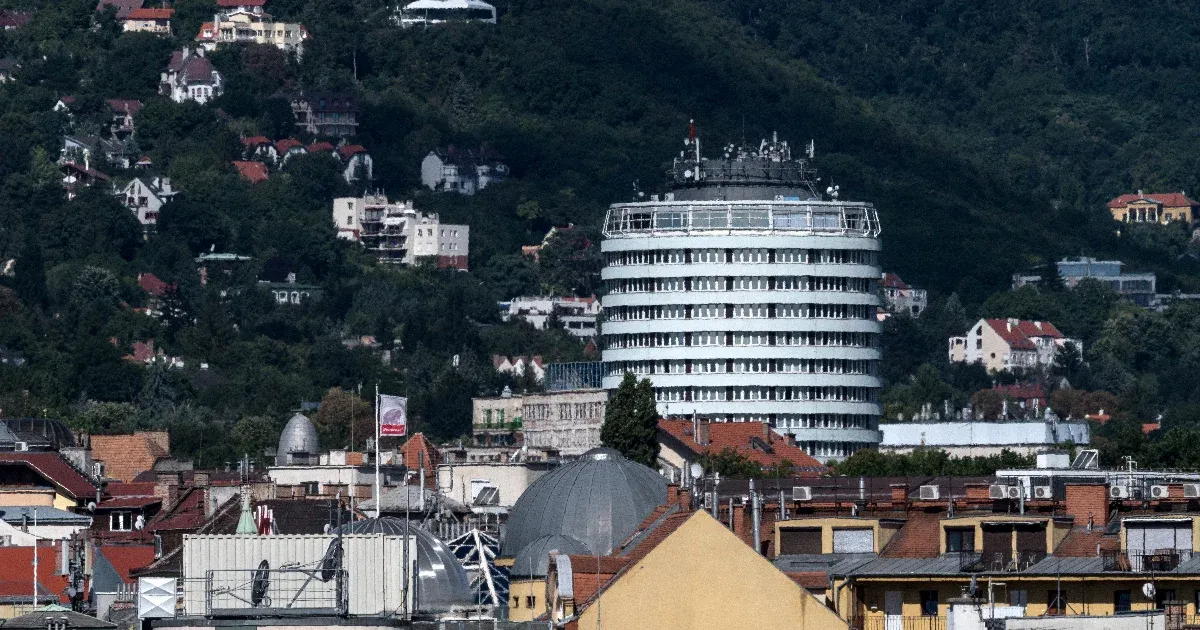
[511,534,589,579]
[335,517,472,612]
[501,448,666,557]
[277,414,319,465]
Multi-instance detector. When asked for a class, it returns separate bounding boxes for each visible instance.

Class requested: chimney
[194,472,210,488]
[667,484,680,506]
[732,500,746,539]
[678,488,692,510]
[1064,484,1109,528]
[890,483,909,509]
[697,420,710,446]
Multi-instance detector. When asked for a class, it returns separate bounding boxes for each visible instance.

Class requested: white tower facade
[599,133,883,463]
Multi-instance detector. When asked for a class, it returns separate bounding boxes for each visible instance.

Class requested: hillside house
[333,195,469,268]
[160,48,222,104]
[216,0,266,14]
[948,318,1080,373]
[0,59,19,83]
[117,177,176,229]
[105,98,142,138]
[196,11,306,55]
[338,144,373,183]
[96,0,143,19]
[395,0,497,27]
[420,146,508,194]
[499,296,599,338]
[1107,191,1199,225]
[879,272,926,318]
[291,93,357,137]
[123,7,172,34]
[61,135,137,170]
[0,9,30,30]
[241,136,277,162]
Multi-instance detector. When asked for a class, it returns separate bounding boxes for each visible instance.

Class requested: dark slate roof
[0,506,91,525]
[511,534,588,579]
[335,518,472,612]
[5,607,115,629]
[500,447,667,557]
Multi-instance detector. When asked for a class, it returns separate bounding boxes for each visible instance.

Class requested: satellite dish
[320,539,342,583]
[251,560,271,607]
[85,502,96,513]
[684,170,693,178]
[689,462,704,480]
[1142,582,1156,599]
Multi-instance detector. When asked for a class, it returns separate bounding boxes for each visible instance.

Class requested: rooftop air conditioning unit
[1184,483,1200,499]
[918,485,940,501]
[1150,485,1170,499]
[14,442,27,452]
[792,486,813,502]
[1006,486,1023,500]
[1109,486,1130,500]
[988,484,1010,500]
[1033,486,1053,500]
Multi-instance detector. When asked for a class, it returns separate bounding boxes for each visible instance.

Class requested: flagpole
[375,383,381,519]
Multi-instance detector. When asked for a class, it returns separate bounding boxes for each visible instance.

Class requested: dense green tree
[601,373,660,467]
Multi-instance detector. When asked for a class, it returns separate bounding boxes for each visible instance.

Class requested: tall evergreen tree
[600,373,660,467]
[13,240,47,308]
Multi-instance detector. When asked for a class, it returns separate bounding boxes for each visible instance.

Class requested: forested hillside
[3,0,1200,465]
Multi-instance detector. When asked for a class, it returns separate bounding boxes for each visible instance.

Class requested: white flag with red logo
[379,395,408,437]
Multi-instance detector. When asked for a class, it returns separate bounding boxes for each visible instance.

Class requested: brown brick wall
[1064,484,1108,527]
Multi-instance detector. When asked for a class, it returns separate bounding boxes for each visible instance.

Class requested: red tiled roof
[126,7,172,19]
[1107,192,1199,209]
[137,273,170,297]
[98,545,156,584]
[1054,527,1119,557]
[275,138,303,153]
[92,432,169,483]
[233,161,269,183]
[98,496,161,509]
[242,135,271,146]
[1143,422,1161,435]
[881,272,909,290]
[658,420,826,474]
[106,99,143,115]
[983,318,1062,351]
[196,21,214,40]
[0,10,32,29]
[400,433,440,485]
[0,452,97,501]
[0,547,72,603]
[306,141,335,153]
[147,486,207,531]
[786,571,830,589]
[879,511,942,559]
[125,340,155,363]
[107,482,157,497]
[337,144,366,159]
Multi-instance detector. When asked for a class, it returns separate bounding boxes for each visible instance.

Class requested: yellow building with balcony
[1108,191,1199,225]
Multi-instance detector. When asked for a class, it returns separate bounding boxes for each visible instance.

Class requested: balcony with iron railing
[1101,549,1192,572]
[853,616,946,630]
[603,201,881,238]
[958,551,1047,573]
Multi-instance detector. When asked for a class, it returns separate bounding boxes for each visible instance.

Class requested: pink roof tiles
[233,161,268,183]
[1107,192,1199,209]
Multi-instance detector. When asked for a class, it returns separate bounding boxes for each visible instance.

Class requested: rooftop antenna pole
[374,383,381,519]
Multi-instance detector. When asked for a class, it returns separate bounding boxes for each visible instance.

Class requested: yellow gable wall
[575,512,847,630]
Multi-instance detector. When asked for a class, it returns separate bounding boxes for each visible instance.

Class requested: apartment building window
[1046,590,1067,616]
[919,591,938,616]
[302,482,320,495]
[1009,590,1027,607]
[110,512,133,531]
[946,529,975,553]
[1113,590,1131,614]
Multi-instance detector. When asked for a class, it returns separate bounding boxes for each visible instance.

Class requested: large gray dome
[335,517,472,612]
[501,447,666,557]
[277,413,319,465]
[511,534,589,579]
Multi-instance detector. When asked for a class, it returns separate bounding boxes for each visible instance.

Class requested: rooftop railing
[603,201,881,238]
[1102,549,1191,572]
[958,551,1047,573]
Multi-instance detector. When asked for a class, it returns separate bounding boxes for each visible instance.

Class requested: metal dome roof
[510,534,589,579]
[335,517,472,612]
[500,447,667,557]
[277,413,319,463]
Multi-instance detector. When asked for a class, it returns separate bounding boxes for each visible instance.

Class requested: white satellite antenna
[1142,582,1156,599]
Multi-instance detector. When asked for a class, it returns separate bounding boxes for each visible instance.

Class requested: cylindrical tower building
[600,132,883,462]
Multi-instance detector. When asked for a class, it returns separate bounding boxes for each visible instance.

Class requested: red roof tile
[107,482,157,497]
[92,432,169,483]
[137,273,171,297]
[233,161,269,183]
[658,420,826,475]
[98,545,156,584]
[98,496,162,509]
[337,144,366,159]
[1054,527,1118,557]
[242,135,271,146]
[275,138,303,153]
[786,571,830,590]
[983,318,1062,351]
[1107,192,1199,209]
[106,99,143,115]
[400,433,440,485]
[147,486,206,531]
[0,452,96,500]
[879,511,942,559]
[0,547,72,603]
[881,272,910,290]
[306,141,335,153]
[126,7,172,19]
